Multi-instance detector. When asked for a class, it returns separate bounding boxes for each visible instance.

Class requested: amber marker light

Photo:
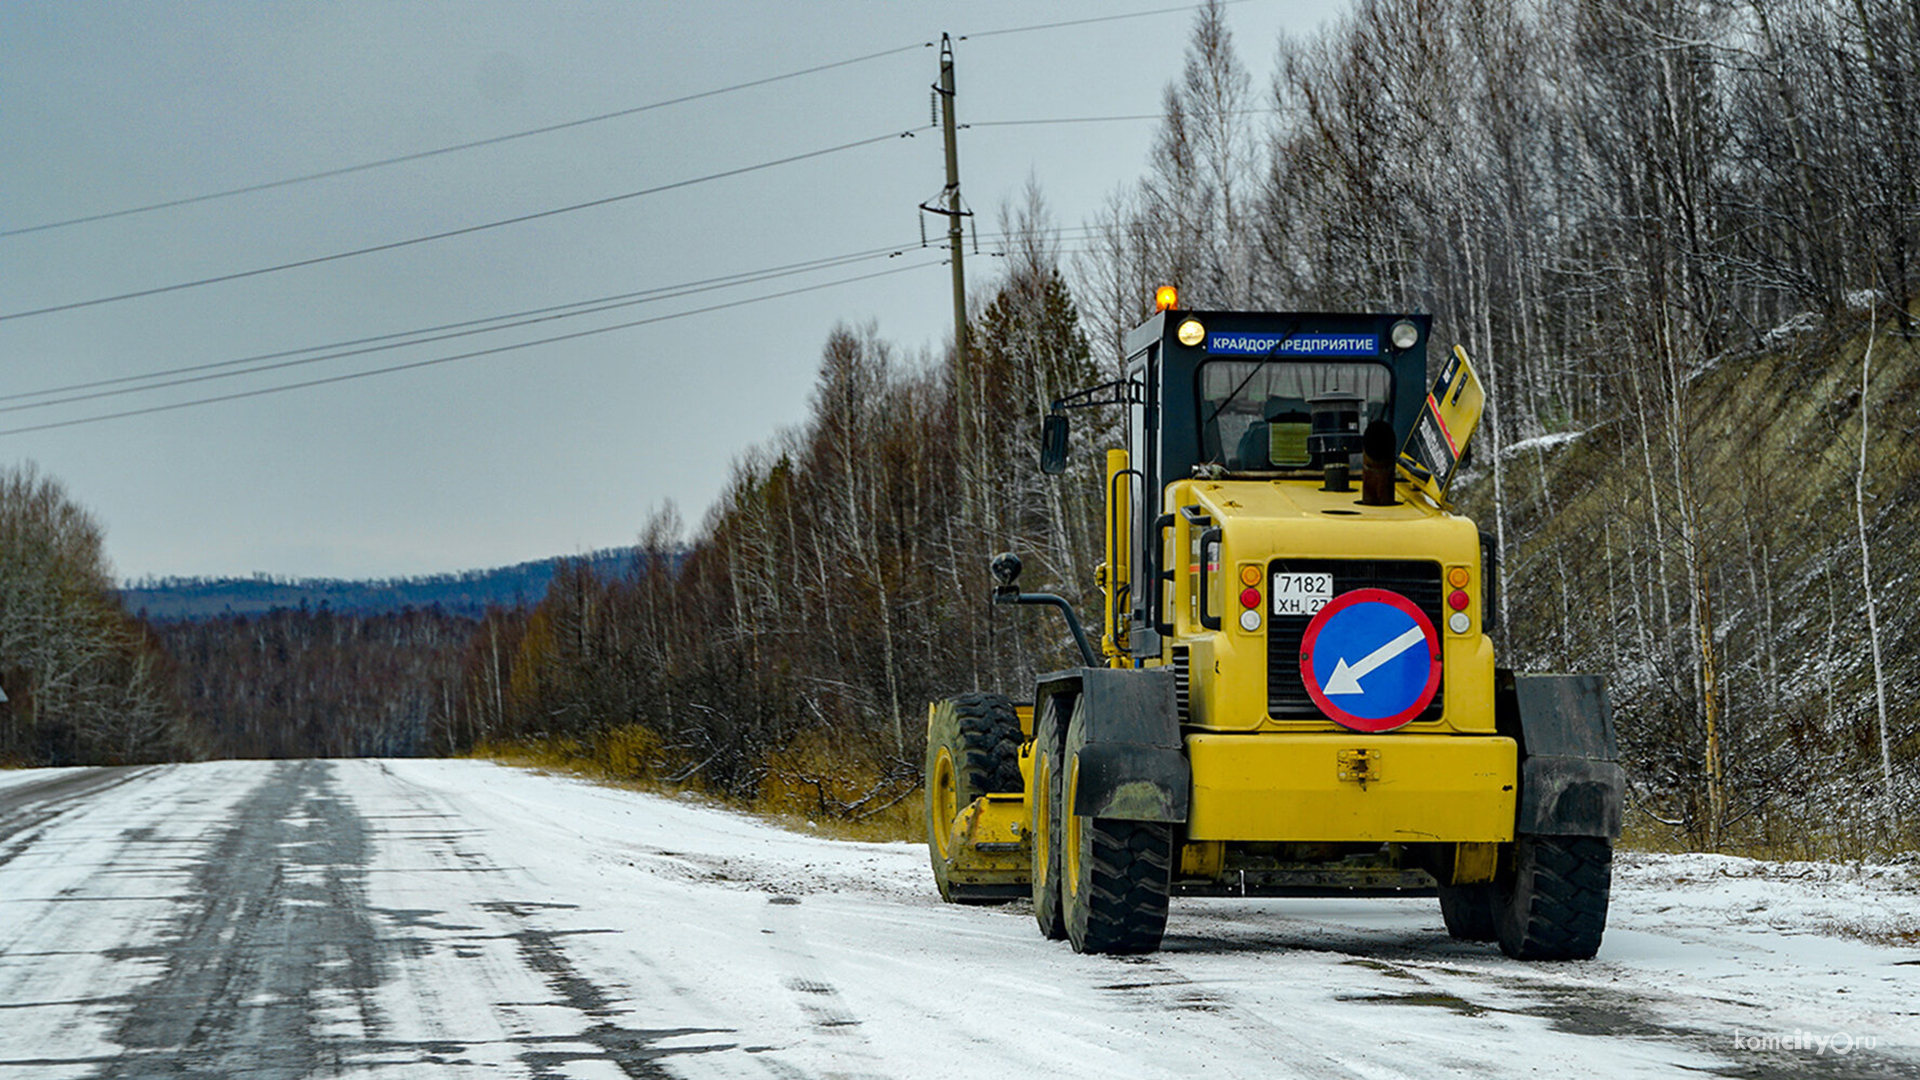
[1239,565,1261,587]
[1447,567,1470,588]
[1154,285,1178,311]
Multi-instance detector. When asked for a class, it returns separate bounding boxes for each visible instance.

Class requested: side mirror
[990,551,1023,603]
[1040,413,1069,475]
[990,551,1023,586]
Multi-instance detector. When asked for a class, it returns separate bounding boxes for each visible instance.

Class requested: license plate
[1271,572,1332,616]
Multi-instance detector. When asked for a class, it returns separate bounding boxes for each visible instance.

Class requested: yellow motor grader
[925,296,1623,958]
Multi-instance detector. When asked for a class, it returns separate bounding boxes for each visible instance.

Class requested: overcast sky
[1,1,1349,583]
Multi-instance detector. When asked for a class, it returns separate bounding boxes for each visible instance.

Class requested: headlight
[1390,320,1420,349]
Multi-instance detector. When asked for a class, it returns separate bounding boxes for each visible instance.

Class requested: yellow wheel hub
[1065,758,1082,898]
[1033,756,1052,886]
[931,746,957,860]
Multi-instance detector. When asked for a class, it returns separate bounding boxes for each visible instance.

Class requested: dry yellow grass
[1621,808,1920,862]
[470,730,923,844]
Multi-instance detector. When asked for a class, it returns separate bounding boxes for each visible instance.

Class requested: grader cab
[924,298,1624,959]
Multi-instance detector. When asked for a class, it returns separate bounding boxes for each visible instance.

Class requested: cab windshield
[1198,361,1392,470]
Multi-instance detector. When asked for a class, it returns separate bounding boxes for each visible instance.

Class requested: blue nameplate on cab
[1205,333,1380,357]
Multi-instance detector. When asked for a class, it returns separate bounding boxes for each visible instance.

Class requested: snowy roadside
[1595,849,1920,1064]
[392,759,1920,1075]
[1616,849,1920,948]
[2,758,1913,1078]
[0,764,89,794]
[438,758,1920,949]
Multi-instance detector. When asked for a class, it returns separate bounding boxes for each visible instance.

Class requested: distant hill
[121,547,642,621]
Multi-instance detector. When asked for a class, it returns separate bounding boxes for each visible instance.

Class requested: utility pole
[930,34,970,420]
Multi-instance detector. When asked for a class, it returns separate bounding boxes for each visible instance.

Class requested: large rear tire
[1030,695,1070,940]
[1495,835,1612,960]
[1437,882,1498,942]
[925,692,1023,904]
[1060,697,1171,954]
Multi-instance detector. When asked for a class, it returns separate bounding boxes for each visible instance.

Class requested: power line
[1,246,925,414]
[968,114,1161,127]
[1,225,1087,407]
[1,42,932,239]
[3,4,1244,251]
[5,5,1236,241]
[0,127,926,324]
[966,107,1279,128]
[958,0,1254,40]
[0,261,941,438]
[1,242,923,404]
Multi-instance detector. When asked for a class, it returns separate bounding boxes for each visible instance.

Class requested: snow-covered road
[0,759,1914,1078]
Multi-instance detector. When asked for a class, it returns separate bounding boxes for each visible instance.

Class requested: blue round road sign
[1299,588,1441,732]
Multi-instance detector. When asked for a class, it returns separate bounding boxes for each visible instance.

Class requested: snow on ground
[1764,310,1826,347]
[0,762,277,1072]
[0,759,1915,1078]
[0,764,87,794]
[1499,430,1587,458]
[373,760,1920,1078]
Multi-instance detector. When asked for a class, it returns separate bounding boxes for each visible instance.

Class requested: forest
[121,547,638,621]
[1,0,1914,854]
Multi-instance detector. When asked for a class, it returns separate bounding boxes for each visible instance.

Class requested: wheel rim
[1033,755,1051,887]
[1064,757,1082,898]
[931,746,957,860]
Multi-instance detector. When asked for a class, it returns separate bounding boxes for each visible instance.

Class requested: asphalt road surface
[0,759,1914,1078]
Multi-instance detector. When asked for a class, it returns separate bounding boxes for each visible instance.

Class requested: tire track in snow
[755,893,894,1080]
[1089,952,1379,1080]
[71,759,732,1076]
[96,759,383,1078]
[0,767,154,869]
[478,900,735,1079]
[1160,906,1920,1078]
[351,760,738,1077]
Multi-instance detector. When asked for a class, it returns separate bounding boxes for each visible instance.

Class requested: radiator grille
[1266,559,1444,721]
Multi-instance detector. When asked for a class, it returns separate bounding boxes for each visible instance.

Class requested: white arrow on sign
[1324,625,1427,695]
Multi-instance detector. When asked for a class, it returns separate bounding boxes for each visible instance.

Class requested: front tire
[1495,835,1612,960]
[1030,695,1069,940]
[925,693,1022,904]
[1060,697,1171,954]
